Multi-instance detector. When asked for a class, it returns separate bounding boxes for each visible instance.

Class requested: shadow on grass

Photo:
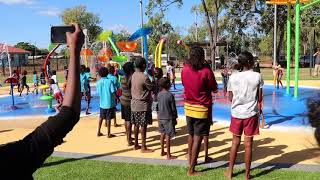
[0,129,13,133]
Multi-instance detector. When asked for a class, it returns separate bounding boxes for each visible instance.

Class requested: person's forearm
[62,48,81,115]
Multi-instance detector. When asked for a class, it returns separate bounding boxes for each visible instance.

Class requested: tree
[146,0,183,16]
[114,30,131,42]
[201,0,215,68]
[61,5,102,42]
[15,42,39,56]
[184,24,208,43]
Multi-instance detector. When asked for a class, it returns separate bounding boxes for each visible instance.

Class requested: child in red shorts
[49,79,63,111]
[225,51,264,180]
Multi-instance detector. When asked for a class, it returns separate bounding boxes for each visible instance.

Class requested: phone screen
[51,26,75,44]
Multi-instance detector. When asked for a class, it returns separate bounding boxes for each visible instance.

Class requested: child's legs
[204,135,209,158]
[244,136,253,179]
[133,125,140,149]
[98,108,106,135]
[225,135,241,176]
[160,133,165,155]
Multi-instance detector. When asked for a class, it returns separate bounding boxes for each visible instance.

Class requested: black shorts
[159,119,176,137]
[100,108,115,120]
[186,116,211,136]
[131,111,152,127]
[121,104,131,121]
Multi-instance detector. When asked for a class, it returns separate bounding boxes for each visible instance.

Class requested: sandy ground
[0,113,319,165]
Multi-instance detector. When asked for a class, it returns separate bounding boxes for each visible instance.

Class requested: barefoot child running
[48,79,63,111]
[131,57,155,153]
[19,70,29,96]
[225,51,264,180]
[96,67,117,138]
[158,77,178,160]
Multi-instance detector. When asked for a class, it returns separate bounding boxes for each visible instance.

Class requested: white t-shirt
[166,65,173,76]
[227,70,264,119]
[51,84,61,94]
[51,75,57,84]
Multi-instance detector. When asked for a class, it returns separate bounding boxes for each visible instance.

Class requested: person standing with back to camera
[182,46,218,176]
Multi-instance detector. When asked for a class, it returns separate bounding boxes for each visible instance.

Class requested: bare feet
[187,170,202,177]
[133,145,141,150]
[224,168,232,180]
[161,152,167,156]
[86,112,91,115]
[141,148,154,153]
[97,132,103,137]
[114,124,121,127]
[166,155,177,160]
[107,134,116,138]
[205,156,214,163]
[127,142,134,146]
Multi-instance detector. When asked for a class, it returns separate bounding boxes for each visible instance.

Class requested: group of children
[96,57,178,159]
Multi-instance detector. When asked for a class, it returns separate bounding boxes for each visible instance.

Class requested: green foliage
[114,30,131,42]
[60,5,102,42]
[184,24,208,43]
[14,42,39,56]
[146,0,183,16]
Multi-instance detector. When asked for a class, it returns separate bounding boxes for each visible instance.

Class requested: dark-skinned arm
[0,24,84,178]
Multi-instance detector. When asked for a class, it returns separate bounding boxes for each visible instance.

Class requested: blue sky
[0,0,197,48]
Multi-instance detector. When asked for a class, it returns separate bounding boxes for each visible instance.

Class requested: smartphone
[51,26,75,44]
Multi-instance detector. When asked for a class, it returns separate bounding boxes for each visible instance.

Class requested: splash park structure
[266,0,320,98]
[0,83,318,130]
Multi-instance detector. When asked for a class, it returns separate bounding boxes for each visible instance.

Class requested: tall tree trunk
[202,0,215,70]
[276,24,285,64]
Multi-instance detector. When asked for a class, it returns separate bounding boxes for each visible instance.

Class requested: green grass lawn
[34,156,320,180]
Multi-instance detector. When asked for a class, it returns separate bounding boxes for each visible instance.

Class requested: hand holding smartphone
[51,25,76,44]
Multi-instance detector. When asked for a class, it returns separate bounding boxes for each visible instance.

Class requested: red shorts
[229,115,259,137]
[54,92,63,103]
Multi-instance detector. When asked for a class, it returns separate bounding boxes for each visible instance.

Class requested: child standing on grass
[97,67,116,138]
[80,65,91,115]
[107,65,120,127]
[19,70,29,96]
[158,77,178,160]
[131,57,155,153]
[32,71,39,95]
[48,79,63,111]
[120,62,135,146]
[225,51,264,180]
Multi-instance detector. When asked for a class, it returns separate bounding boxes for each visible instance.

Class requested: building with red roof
[0,44,31,67]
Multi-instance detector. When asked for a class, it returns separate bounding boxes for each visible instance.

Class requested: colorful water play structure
[128,27,152,67]
[154,38,166,68]
[266,0,320,98]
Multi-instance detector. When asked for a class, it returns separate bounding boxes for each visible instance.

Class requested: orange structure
[97,48,113,62]
[116,41,138,52]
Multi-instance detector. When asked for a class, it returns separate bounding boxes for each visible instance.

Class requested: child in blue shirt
[80,65,91,115]
[107,65,120,127]
[97,67,116,138]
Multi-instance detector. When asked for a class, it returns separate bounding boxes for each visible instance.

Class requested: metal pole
[140,0,144,57]
[273,5,277,88]
[294,1,301,98]
[286,5,291,95]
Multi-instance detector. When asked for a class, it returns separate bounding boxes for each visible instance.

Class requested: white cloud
[38,7,61,17]
[0,0,35,5]
[108,24,131,34]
